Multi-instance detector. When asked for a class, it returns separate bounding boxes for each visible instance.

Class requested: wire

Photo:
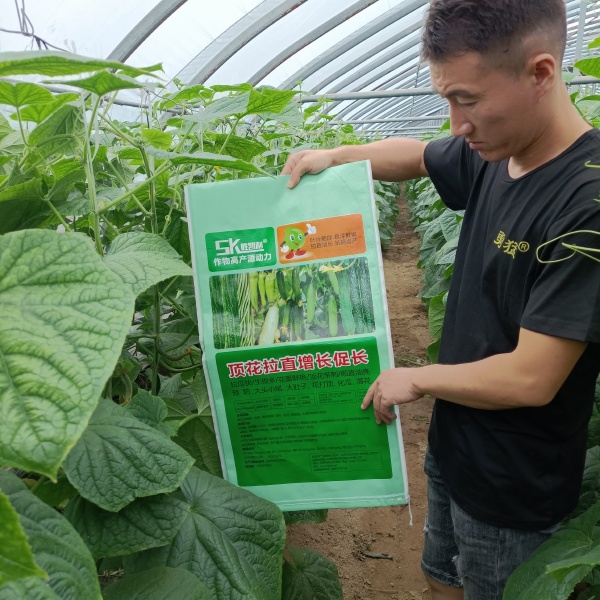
[2,0,68,52]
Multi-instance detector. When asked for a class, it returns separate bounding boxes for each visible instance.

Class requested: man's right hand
[281,149,337,189]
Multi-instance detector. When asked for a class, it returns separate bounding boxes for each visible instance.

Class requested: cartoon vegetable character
[280,223,317,259]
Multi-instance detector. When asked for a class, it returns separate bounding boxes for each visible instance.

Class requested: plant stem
[82,136,103,253]
[219,116,240,154]
[30,475,47,492]
[98,164,170,214]
[178,412,201,428]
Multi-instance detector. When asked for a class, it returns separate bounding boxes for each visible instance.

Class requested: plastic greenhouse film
[185,161,408,510]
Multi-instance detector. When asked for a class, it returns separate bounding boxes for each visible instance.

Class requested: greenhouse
[1,1,600,599]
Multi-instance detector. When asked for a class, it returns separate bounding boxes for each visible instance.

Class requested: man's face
[430,52,539,162]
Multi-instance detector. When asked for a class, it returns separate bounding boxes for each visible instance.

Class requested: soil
[286,203,434,600]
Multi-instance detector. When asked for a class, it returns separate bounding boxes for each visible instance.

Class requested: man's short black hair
[421,0,567,71]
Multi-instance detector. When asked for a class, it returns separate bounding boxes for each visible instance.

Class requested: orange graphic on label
[277,214,366,264]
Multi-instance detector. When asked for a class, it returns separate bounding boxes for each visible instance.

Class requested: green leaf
[575,446,600,517]
[209,134,267,161]
[247,89,297,115]
[64,494,189,558]
[0,471,101,600]
[261,102,304,126]
[0,488,46,587]
[174,415,222,477]
[31,476,77,508]
[50,72,146,95]
[141,128,173,150]
[0,81,54,108]
[104,232,193,296]
[575,58,600,79]
[504,502,600,600]
[145,147,267,174]
[211,84,253,93]
[284,510,328,525]
[103,567,211,599]
[0,50,156,77]
[62,399,194,511]
[126,390,179,437]
[428,293,446,340]
[282,545,343,600]
[0,230,134,478]
[427,339,441,364]
[180,93,251,125]
[28,104,83,158]
[124,467,286,600]
[0,178,48,234]
[14,92,79,123]
[48,167,85,203]
[589,38,600,50]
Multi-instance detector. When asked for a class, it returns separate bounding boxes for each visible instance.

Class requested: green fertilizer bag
[186,161,408,510]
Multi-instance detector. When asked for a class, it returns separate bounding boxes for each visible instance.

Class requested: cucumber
[258,305,279,345]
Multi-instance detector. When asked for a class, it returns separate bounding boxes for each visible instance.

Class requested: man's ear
[530,52,557,98]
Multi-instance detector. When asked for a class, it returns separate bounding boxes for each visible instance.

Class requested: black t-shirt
[423,130,600,530]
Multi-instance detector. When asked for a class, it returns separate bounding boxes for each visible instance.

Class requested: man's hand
[281,149,337,189]
[362,368,426,425]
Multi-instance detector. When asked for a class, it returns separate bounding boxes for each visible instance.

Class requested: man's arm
[282,138,429,188]
[362,328,587,424]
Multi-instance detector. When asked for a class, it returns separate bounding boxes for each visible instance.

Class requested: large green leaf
[104,232,193,296]
[0,51,156,77]
[50,72,146,95]
[0,488,46,587]
[64,494,189,558]
[103,567,211,599]
[174,415,222,476]
[260,102,304,126]
[180,93,251,125]
[0,471,101,600]
[145,147,267,174]
[504,502,600,600]
[141,128,173,150]
[210,133,268,161]
[173,371,222,477]
[62,399,194,511]
[0,178,48,234]
[0,230,134,478]
[125,390,179,437]
[575,58,600,79]
[281,545,343,600]
[246,89,297,116]
[15,93,79,124]
[28,104,83,158]
[124,467,286,600]
[0,81,54,108]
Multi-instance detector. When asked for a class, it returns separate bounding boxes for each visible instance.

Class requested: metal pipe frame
[328,40,422,95]
[332,62,422,119]
[176,0,308,85]
[312,26,422,94]
[343,73,433,120]
[247,0,380,86]
[107,0,189,62]
[346,116,449,123]
[326,53,422,116]
[278,0,429,90]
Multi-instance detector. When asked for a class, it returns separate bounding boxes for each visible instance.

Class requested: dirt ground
[286,204,435,600]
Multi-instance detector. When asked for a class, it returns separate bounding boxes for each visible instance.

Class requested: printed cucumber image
[209,257,375,349]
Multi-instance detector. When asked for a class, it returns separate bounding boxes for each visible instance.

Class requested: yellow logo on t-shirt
[493,231,530,259]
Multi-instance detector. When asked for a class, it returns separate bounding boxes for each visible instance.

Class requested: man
[281,1,600,598]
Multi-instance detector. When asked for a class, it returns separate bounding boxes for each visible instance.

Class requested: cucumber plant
[0,51,374,599]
